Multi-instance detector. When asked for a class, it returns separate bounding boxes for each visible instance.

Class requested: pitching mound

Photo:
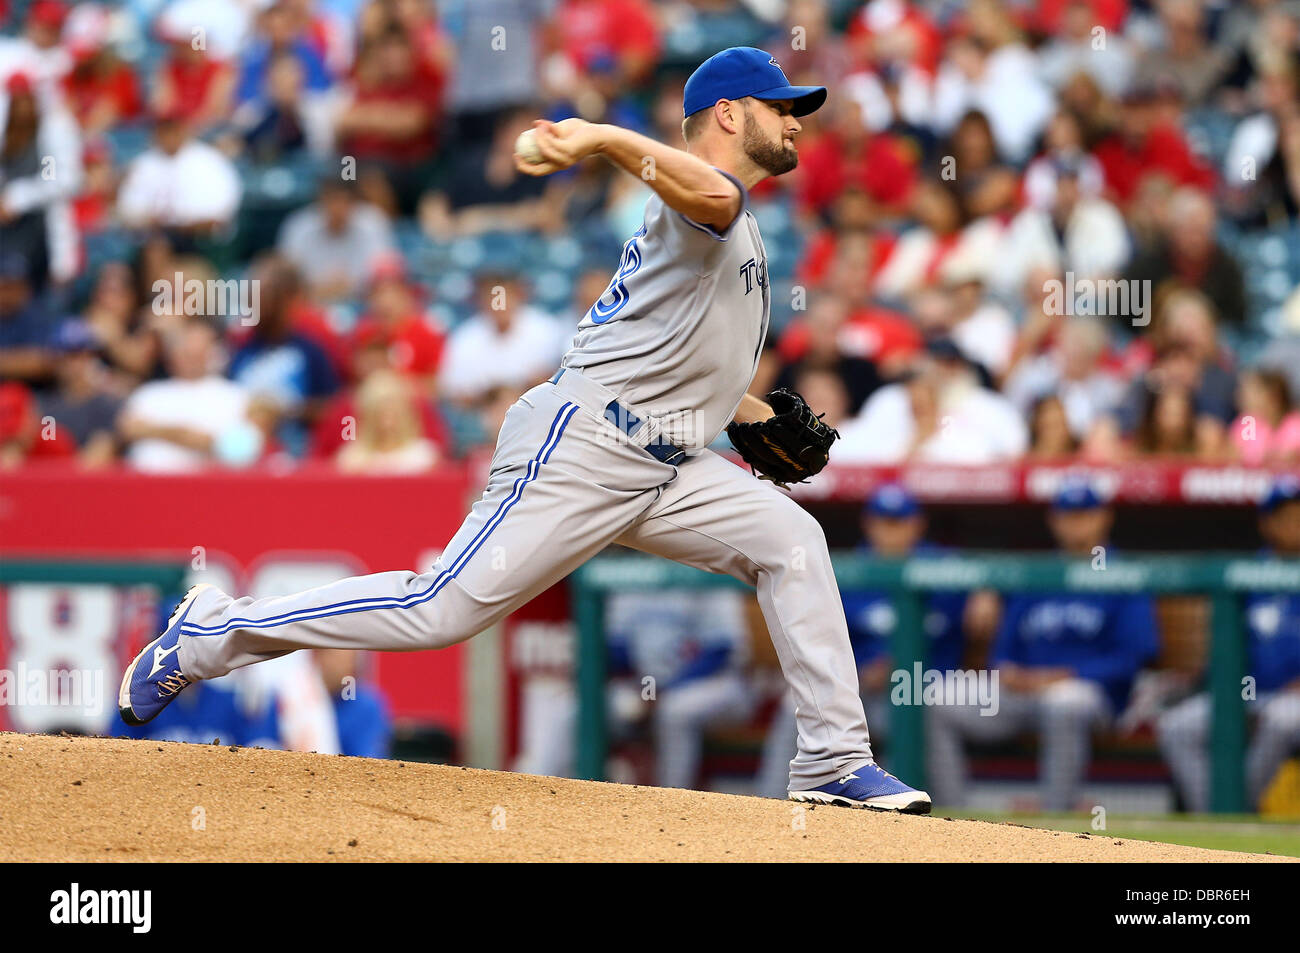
[0,732,1291,862]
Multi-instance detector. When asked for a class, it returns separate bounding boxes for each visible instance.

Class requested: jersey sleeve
[654,169,748,271]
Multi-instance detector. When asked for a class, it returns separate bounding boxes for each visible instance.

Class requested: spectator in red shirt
[808,230,924,378]
[796,186,898,288]
[350,254,446,392]
[336,26,444,216]
[60,4,143,136]
[388,0,455,80]
[549,0,661,109]
[70,138,114,240]
[1092,83,1216,208]
[796,97,916,223]
[846,0,943,75]
[1034,0,1129,36]
[150,17,235,133]
[773,295,885,415]
[0,379,75,466]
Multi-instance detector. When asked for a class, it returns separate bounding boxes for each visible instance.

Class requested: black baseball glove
[726,388,839,489]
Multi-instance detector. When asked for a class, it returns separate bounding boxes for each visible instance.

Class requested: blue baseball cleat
[118,584,210,726]
[789,763,932,814]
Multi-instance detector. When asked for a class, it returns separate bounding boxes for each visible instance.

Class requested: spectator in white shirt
[929,255,1018,380]
[118,318,255,472]
[871,179,1002,304]
[156,0,256,63]
[1004,316,1127,443]
[0,1,72,95]
[839,340,1027,465]
[1221,54,1300,229]
[0,71,82,288]
[277,177,394,302]
[439,272,570,407]
[1021,110,1106,212]
[1037,0,1136,98]
[994,156,1132,301]
[931,26,1055,163]
[116,108,243,232]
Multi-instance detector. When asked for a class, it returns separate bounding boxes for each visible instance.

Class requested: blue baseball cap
[866,483,920,519]
[1260,476,1300,512]
[1052,477,1105,511]
[683,47,827,119]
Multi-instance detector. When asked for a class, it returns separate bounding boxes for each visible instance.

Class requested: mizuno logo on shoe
[149,643,181,677]
[837,773,859,784]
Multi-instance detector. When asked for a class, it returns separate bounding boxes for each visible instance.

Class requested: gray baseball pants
[176,371,874,789]
[1158,691,1300,812]
[925,677,1111,810]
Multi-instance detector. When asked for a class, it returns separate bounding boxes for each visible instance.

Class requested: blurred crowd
[2,0,1300,471]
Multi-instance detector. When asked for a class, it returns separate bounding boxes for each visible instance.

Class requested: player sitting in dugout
[1159,476,1300,813]
[925,478,1159,811]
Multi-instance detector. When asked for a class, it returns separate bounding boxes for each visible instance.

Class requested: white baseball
[514,129,545,165]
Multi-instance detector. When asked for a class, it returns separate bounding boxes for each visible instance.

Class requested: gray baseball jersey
[164,168,879,792]
[563,171,770,450]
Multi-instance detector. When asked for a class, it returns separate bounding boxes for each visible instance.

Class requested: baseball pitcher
[119,47,930,812]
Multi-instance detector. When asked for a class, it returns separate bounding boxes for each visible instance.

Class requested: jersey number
[589,224,646,325]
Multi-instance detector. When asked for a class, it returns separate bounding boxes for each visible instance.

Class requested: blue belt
[549,368,686,466]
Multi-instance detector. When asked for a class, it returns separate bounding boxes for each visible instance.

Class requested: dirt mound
[0,732,1290,862]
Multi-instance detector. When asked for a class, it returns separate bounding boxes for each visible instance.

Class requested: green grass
[944,810,1300,857]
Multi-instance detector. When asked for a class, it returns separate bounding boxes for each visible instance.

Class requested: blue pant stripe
[180,402,579,637]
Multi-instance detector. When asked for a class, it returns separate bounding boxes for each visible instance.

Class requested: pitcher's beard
[743,112,798,176]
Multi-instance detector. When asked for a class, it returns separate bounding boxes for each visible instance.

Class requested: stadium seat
[1183,108,1236,170]
[103,123,153,165]
[532,270,574,313]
